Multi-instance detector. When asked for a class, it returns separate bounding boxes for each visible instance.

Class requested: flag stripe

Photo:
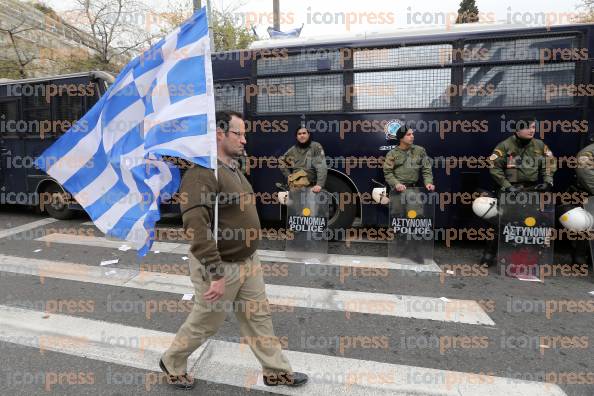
[46,122,102,184]
[74,166,119,208]
[144,91,210,133]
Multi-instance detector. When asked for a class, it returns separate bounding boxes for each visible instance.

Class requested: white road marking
[0,218,58,240]
[37,233,442,273]
[0,305,564,396]
[0,254,493,325]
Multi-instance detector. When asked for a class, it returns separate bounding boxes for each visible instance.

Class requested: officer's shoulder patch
[493,149,504,158]
[543,144,553,157]
[488,154,498,161]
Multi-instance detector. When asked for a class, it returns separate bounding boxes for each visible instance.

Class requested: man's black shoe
[263,372,308,387]
[159,358,196,390]
[480,251,496,267]
[572,253,589,267]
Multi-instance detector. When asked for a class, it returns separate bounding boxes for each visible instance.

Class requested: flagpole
[195,1,218,248]
[206,0,215,52]
[207,0,218,247]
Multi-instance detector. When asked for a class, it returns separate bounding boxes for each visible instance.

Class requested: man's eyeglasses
[228,129,246,139]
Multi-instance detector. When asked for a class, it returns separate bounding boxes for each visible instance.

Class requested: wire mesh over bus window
[353,44,453,69]
[463,63,575,107]
[257,50,343,75]
[463,35,580,63]
[215,83,244,114]
[21,84,50,134]
[257,75,343,113]
[353,68,451,110]
[0,100,19,126]
[53,93,84,135]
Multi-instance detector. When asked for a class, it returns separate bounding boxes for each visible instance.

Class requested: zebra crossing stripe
[0,218,58,240]
[0,254,493,325]
[0,305,564,396]
[36,233,442,272]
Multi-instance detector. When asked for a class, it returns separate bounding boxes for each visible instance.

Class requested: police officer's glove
[534,183,552,192]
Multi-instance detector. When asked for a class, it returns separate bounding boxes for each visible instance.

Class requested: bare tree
[158,0,255,51]
[61,0,160,68]
[0,14,40,78]
[576,0,594,22]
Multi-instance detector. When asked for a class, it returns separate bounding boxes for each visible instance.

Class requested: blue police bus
[218,23,594,231]
[0,71,114,219]
[0,23,592,231]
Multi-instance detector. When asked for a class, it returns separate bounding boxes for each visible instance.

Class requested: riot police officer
[489,120,556,192]
[558,142,594,266]
[575,143,594,194]
[478,119,557,266]
[383,123,435,263]
[279,127,327,192]
[383,123,435,192]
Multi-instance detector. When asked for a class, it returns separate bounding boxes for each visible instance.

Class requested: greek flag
[35,8,216,256]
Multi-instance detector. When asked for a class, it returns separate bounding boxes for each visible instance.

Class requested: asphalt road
[0,204,592,396]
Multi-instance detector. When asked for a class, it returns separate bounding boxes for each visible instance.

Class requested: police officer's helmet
[385,120,410,141]
[472,196,498,219]
[559,207,594,232]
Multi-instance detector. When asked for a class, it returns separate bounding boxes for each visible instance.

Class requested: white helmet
[559,207,594,231]
[277,191,288,205]
[472,196,498,219]
[372,187,390,205]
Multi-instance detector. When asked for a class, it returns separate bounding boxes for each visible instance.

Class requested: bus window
[464,35,580,63]
[351,44,454,110]
[215,82,245,114]
[21,83,50,136]
[461,35,579,107]
[53,90,84,135]
[257,74,343,113]
[0,100,19,133]
[463,63,575,107]
[257,50,342,75]
[353,68,451,110]
[353,44,453,69]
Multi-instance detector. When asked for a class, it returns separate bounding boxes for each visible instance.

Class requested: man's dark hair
[216,111,243,133]
[514,118,537,133]
[295,126,310,136]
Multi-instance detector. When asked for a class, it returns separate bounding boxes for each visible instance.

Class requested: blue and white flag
[267,24,303,39]
[36,8,216,256]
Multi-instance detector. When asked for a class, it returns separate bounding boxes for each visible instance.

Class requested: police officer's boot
[480,238,498,267]
[571,240,589,266]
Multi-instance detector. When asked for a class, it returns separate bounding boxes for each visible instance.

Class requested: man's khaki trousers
[162,253,292,376]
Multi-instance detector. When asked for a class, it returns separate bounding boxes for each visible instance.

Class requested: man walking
[160,111,308,390]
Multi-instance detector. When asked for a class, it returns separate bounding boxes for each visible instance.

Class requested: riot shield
[497,192,554,280]
[285,189,329,263]
[388,188,436,265]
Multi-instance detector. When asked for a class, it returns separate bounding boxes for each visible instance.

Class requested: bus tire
[42,184,75,220]
[325,175,357,233]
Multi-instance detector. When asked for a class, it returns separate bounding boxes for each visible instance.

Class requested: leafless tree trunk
[0,17,40,78]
